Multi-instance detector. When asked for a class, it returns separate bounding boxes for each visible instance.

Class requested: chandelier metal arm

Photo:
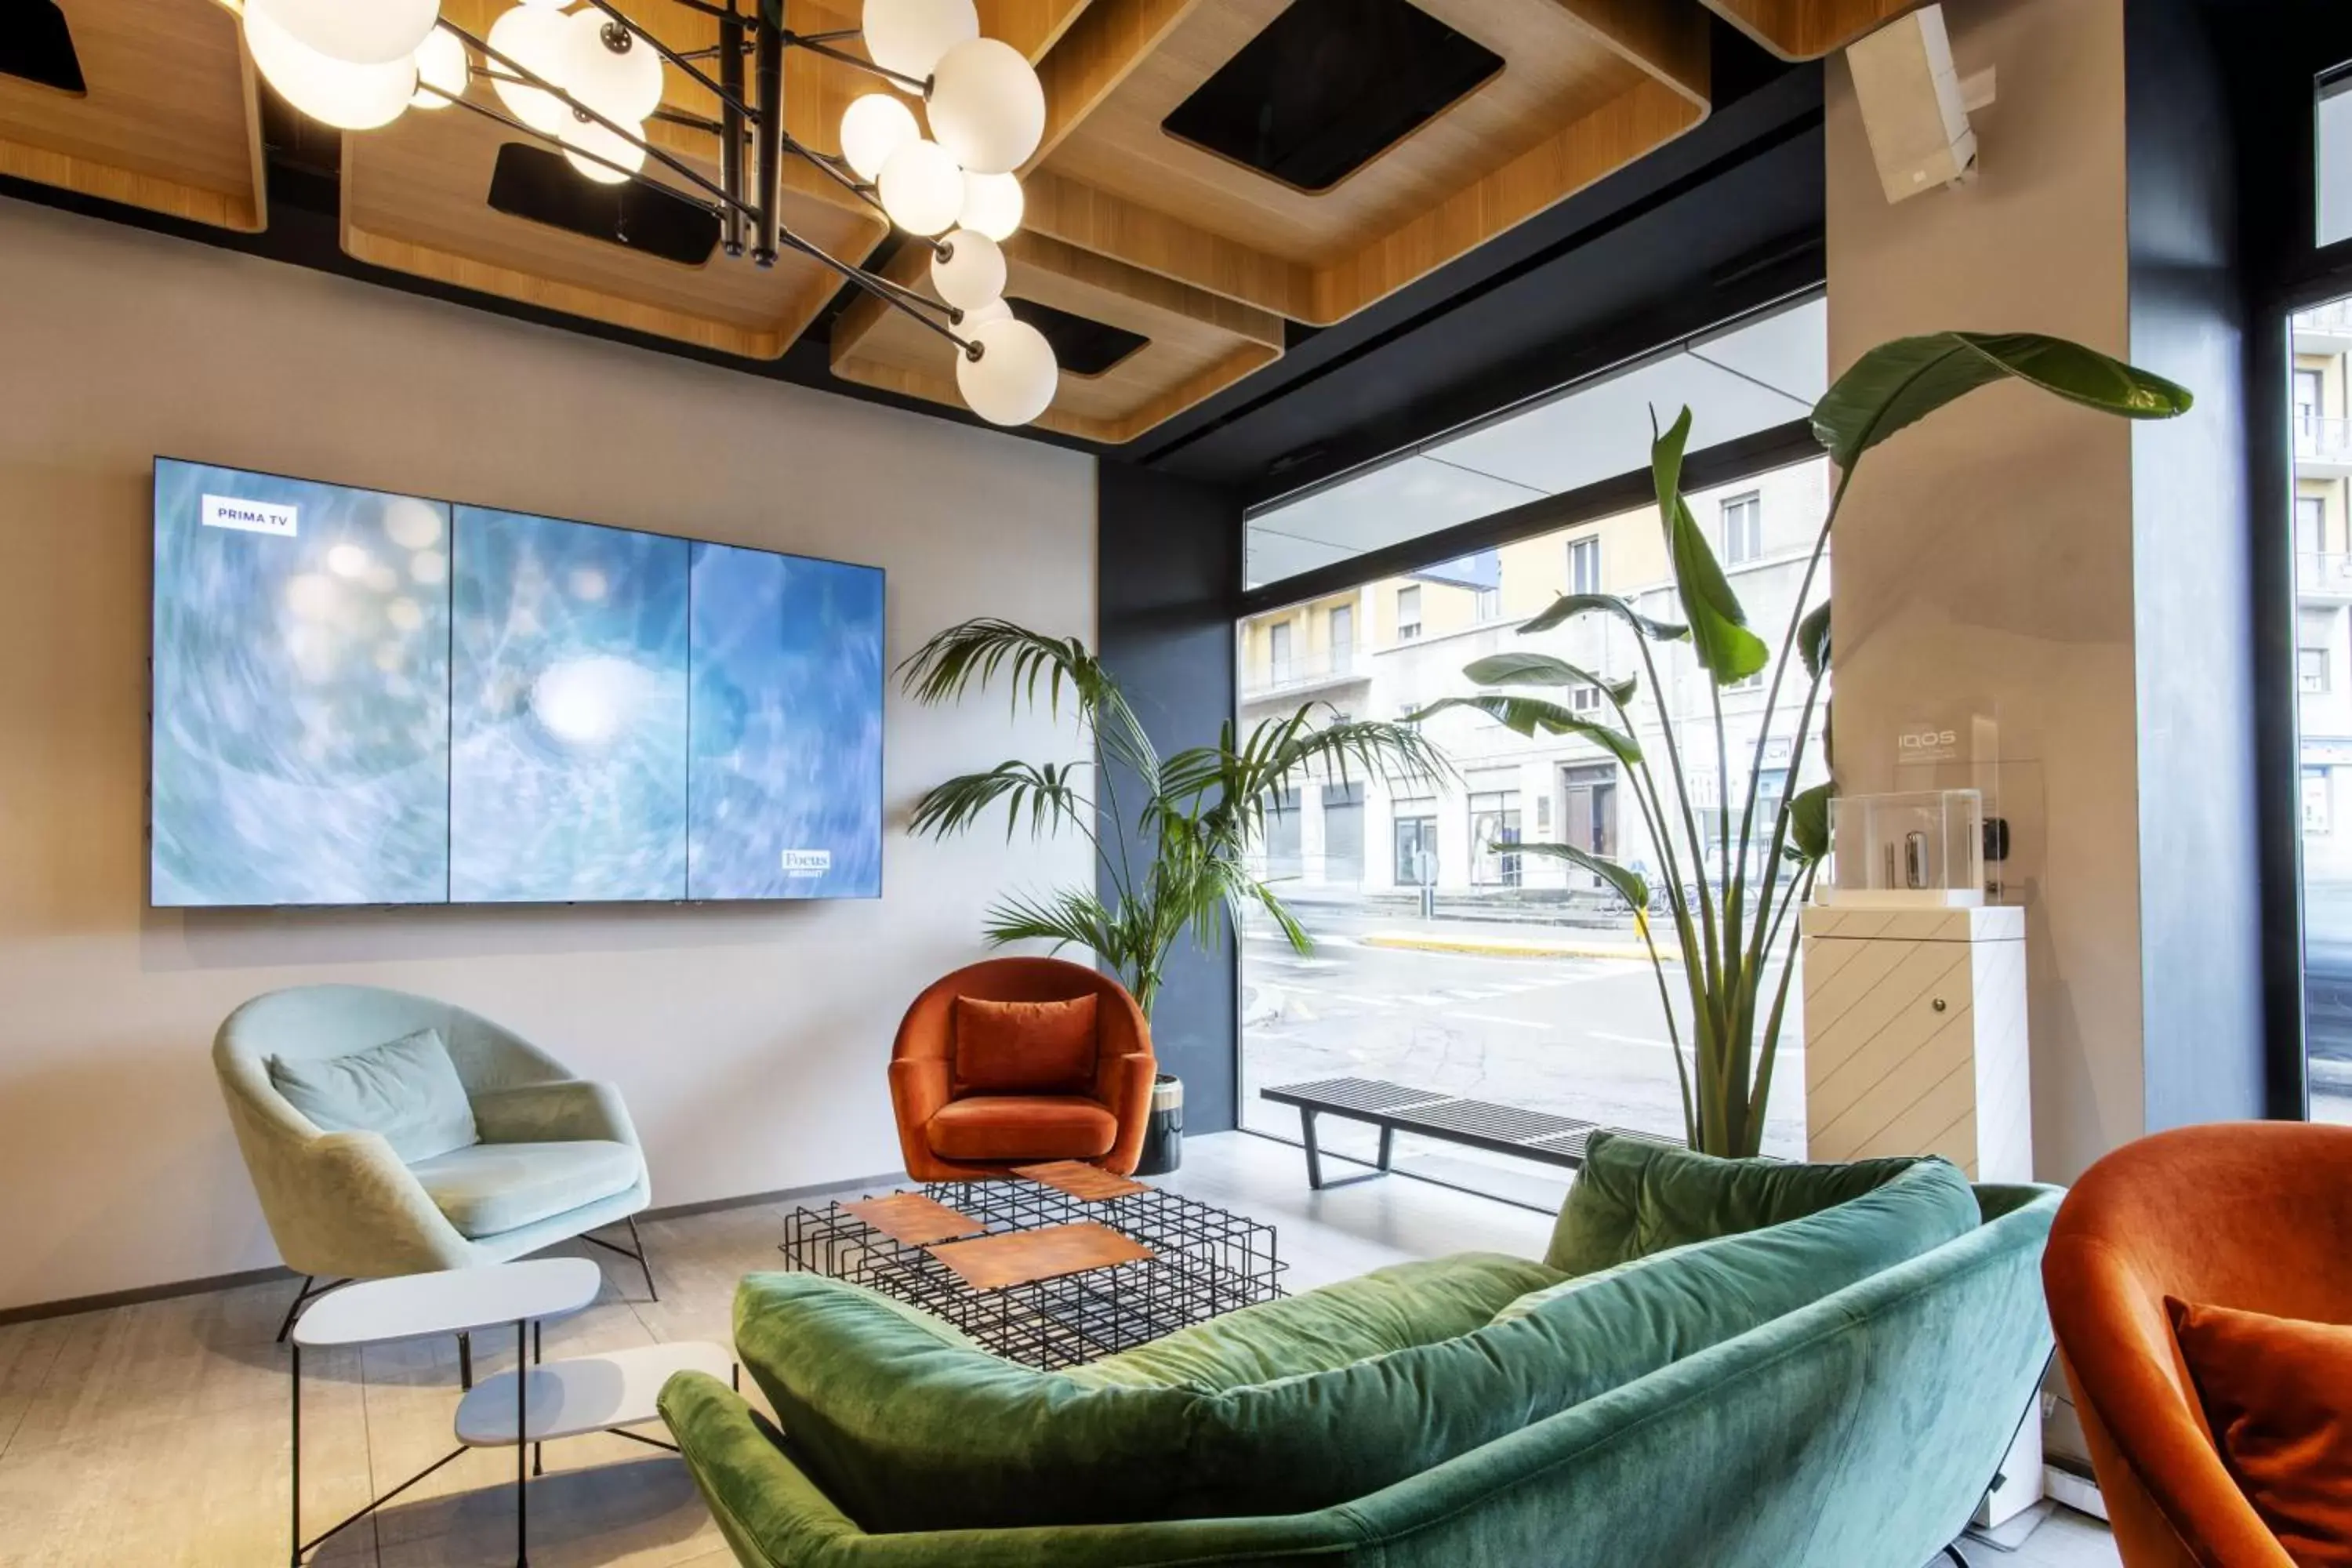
[427,82,721,203]
[779,32,931,96]
[751,13,782,265]
[771,228,975,355]
[718,1,747,257]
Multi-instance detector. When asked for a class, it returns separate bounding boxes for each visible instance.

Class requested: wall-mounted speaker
[1847,5,1995,205]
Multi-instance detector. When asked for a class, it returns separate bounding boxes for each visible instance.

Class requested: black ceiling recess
[1159,0,1503,194]
[1007,297,1151,378]
[1,2,86,96]
[485,143,721,268]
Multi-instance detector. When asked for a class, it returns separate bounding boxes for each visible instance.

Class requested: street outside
[1238,896,1808,1193]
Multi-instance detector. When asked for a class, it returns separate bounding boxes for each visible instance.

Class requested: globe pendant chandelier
[238,0,1059,426]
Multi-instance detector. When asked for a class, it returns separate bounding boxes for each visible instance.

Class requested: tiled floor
[0,1132,2116,1566]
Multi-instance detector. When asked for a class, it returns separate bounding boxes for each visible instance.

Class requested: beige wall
[1827,0,2143,1184]
[0,197,1096,1310]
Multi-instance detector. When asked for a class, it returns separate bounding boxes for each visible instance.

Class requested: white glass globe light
[924,38,1044,175]
[246,0,439,67]
[561,113,646,183]
[563,9,665,122]
[487,5,573,136]
[956,315,1058,426]
[245,7,419,131]
[877,138,965,235]
[958,170,1023,241]
[960,297,1011,327]
[862,0,977,82]
[410,27,468,109]
[930,227,1006,311]
[839,93,919,183]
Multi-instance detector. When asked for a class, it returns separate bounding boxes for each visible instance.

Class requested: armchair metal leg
[275,1275,350,1344]
[582,1215,659,1302]
[459,1330,473,1391]
[1942,1544,1973,1567]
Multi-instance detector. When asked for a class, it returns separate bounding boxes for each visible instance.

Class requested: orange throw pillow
[952,995,1098,1096]
[2169,1296,2352,1567]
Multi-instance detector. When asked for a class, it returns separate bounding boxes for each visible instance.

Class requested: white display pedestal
[1801,902,2040,1528]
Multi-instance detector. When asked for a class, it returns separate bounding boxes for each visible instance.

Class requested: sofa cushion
[267,1027,478,1163]
[2169,1296,2352,1566]
[1068,1253,1565,1392]
[408,1138,641,1238]
[953,995,1098,1094]
[731,1157,1978,1534]
[1544,1129,1945,1274]
[927,1094,1115,1162]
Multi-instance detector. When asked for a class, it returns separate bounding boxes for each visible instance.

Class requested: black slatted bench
[1259,1076,1683,1189]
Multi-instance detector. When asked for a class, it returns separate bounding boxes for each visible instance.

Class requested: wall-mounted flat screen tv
[150,458,884,907]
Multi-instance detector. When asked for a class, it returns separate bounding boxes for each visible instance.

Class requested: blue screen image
[151,459,452,906]
[687,542,884,899]
[449,507,691,902]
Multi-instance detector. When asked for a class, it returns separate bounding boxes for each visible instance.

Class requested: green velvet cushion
[733,1158,1976,1535]
[267,1027,478,1163]
[1544,1129,1944,1274]
[1065,1253,1563,1392]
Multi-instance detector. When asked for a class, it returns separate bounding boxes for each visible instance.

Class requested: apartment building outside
[1239,459,1834,913]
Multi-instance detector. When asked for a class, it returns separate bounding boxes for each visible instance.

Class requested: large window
[1392,803,1438,887]
[1469,789,1523,887]
[2292,299,2352,1123]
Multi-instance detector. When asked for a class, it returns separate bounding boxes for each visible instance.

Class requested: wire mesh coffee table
[779,1163,1285,1370]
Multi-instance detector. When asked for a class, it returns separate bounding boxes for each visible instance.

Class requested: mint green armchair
[213,985,653,1335]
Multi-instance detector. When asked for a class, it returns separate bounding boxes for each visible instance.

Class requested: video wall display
[150,459,884,907]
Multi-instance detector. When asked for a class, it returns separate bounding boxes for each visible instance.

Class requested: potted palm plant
[1416,333,2192,1156]
[899,620,1446,1019]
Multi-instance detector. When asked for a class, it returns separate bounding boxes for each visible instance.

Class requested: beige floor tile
[0,1314,72,1458]
[371,1454,720,1567]
[0,1356,374,1567]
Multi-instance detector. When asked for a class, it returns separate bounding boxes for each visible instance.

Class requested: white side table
[289,1258,601,1567]
[456,1340,736,1473]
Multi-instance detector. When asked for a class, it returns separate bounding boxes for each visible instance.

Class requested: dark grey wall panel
[2127,0,2267,1127]
[1096,461,1244,1131]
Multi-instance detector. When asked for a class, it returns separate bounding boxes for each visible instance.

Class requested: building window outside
[1396,585,1422,641]
[1475,586,1501,621]
[1269,621,1294,684]
[1263,788,1303,877]
[1567,535,1600,595]
[2307,767,2333,836]
[2304,647,2332,695]
[1330,604,1355,673]
[1728,664,1766,692]
[1569,682,1602,714]
[1470,790,1523,887]
[2303,495,2330,559]
[1392,804,1438,887]
[1721,492,1762,566]
[2298,368,2325,445]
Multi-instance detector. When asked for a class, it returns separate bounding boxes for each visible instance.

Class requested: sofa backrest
[731,1159,1980,1535]
[1338,1185,2062,1568]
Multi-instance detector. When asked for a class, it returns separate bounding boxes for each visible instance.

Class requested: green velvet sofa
[659,1135,2060,1568]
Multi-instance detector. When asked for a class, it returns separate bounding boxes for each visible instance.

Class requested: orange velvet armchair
[888,956,1156,1181]
[2044,1121,2352,1568]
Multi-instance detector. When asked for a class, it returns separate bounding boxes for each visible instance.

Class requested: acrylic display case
[1820,789,1986,908]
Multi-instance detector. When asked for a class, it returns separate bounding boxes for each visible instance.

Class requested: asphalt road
[1237,906,1809,1165]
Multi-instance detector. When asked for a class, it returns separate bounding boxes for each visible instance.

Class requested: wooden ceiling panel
[0,0,264,231]
[341,0,887,360]
[829,230,1280,443]
[1697,0,1921,60]
[1020,0,1710,325]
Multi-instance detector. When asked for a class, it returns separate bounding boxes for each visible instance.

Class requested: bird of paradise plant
[1417,332,2193,1156]
[899,620,1446,1020]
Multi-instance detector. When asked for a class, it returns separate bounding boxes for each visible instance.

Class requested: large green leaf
[1517,592,1688,641]
[1410,695,1642,766]
[1519,843,1649,913]
[1787,782,1834,863]
[1654,408,1769,684]
[1797,603,1831,681]
[1461,652,1637,707]
[1811,332,2194,471]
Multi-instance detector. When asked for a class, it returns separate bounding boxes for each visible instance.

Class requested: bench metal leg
[1377,1124,1395,1174]
[1301,1108,1324,1189]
